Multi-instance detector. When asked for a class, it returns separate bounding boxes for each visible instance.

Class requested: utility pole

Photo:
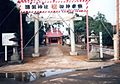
[113,0,119,60]
[116,0,119,34]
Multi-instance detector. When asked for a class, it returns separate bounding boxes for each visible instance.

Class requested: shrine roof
[46,28,63,37]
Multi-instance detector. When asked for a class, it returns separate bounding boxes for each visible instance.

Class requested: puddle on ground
[0,69,75,83]
[98,66,113,73]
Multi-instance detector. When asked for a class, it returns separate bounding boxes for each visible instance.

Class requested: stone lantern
[10,33,20,63]
[89,30,100,60]
[89,30,98,44]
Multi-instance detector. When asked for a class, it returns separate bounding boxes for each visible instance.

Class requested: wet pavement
[30,64,120,84]
[0,64,120,84]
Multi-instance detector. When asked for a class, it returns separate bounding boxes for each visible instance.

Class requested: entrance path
[46,46,63,56]
[0,44,115,73]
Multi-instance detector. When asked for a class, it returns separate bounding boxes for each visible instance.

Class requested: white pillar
[70,19,77,55]
[32,14,40,57]
[99,32,103,59]
[5,46,7,61]
[5,73,8,78]
[113,34,119,60]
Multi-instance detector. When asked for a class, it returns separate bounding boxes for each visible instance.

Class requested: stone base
[88,51,100,60]
[8,60,22,64]
[70,52,77,56]
[11,54,19,61]
[32,53,40,57]
[10,54,20,63]
[113,57,119,61]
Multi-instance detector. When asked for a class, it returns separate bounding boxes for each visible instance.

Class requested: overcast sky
[13,0,116,25]
[88,0,116,25]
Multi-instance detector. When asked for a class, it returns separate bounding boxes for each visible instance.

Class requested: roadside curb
[74,61,115,71]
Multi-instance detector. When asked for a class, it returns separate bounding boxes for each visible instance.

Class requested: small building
[45,28,63,45]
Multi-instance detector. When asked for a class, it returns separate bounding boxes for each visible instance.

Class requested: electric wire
[0,12,52,56]
[23,13,52,50]
[1,10,112,56]
[57,13,71,31]
[0,6,16,27]
[0,5,17,55]
[100,20,113,38]
[57,12,82,38]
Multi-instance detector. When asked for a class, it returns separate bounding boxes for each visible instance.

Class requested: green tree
[0,0,33,60]
[74,12,113,46]
[94,12,113,46]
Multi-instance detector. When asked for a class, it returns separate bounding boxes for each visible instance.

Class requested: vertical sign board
[2,33,17,61]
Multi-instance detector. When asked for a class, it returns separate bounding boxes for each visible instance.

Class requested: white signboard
[2,33,17,46]
[17,0,90,13]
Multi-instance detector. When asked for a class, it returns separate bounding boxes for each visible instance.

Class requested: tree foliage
[74,12,113,46]
[0,0,33,59]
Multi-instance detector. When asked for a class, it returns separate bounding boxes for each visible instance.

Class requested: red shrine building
[45,28,63,45]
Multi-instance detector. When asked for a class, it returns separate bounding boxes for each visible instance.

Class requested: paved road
[31,64,120,84]
[1,64,120,84]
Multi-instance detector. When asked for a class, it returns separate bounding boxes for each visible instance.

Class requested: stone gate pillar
[32,14,40,57]
[70,18,77,55]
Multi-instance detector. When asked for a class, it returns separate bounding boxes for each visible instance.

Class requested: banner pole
[20,11,23,61]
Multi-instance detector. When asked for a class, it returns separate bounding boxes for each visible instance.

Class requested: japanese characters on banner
[17,0,90,13]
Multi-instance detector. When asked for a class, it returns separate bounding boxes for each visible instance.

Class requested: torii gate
[17,0,90,61]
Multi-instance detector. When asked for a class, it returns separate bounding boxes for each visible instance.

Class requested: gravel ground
[0,44,114,73]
